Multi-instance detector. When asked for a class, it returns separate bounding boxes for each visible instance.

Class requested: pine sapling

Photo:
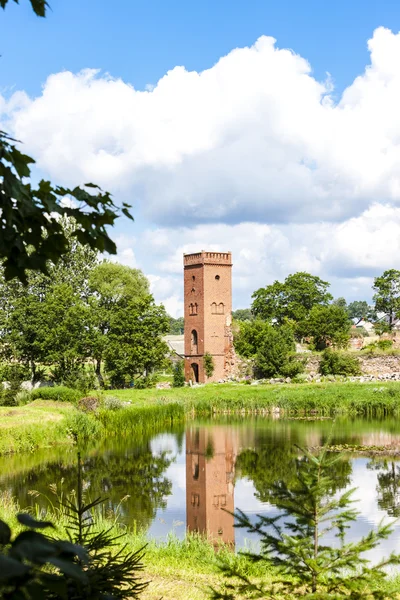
[211,446,400,599]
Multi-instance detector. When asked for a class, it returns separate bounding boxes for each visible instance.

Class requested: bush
[0,364,29,406]
[279,355,306,378]
[319,350,361,376]
[203,352,215,378]
[172,361,185,387]
[133,375,157,389]
[30,385,82,403]
[103,395,124,411]
[78,396,99,412]
[254,325,296,378]
[14,390,32,406]
[377,339,393,350]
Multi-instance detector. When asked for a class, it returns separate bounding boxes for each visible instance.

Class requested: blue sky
[2,0,400,96]
[2,0,400,315]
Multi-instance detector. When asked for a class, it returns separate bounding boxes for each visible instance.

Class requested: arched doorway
[191,363,199,383]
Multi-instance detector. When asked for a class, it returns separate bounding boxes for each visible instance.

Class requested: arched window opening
[211,302,217,314]
[191,330,198,354]
[194,303,198,315]
[192,454,199,480]
[218,302,225,314]
[189,303,194,315]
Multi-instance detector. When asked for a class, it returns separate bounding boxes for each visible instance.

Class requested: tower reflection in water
[186,426,238,548]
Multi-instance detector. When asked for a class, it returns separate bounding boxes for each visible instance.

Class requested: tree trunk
[30,360,37,383]
[95,358,104,388]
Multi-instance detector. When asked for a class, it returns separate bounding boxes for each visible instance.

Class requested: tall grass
[106,382,400,417]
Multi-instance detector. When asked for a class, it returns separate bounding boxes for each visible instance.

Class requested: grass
[100,381,400,417]
[0,400,76,455]
[3,380,400,456]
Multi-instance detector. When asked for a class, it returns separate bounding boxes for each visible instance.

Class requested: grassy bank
[3,381,400,456]
[105,381,400,417]
[0,400,76,455]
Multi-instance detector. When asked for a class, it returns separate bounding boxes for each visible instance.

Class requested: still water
[2,417,400,559]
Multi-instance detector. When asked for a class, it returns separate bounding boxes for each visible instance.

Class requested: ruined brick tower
[183,251,233,383]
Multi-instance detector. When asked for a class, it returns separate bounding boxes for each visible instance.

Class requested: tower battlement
[183,251,232,267]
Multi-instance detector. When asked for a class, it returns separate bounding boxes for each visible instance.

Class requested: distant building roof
[163,335,185,357]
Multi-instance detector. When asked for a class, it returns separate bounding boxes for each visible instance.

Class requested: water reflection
[186,426,238,547]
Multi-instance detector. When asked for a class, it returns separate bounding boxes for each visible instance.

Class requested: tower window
[211,302,217,314]
[215,275,220,280]
[218,302,225,314]
[192,275,195,281]
[191,330,198,354]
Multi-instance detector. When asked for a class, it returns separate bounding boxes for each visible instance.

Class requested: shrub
[319,349,361,376]
[279,355,306,378]
[30,386,82,403]
[172,361,185,388]
[103,395,124,411]
[203,352,215,378]
[377,339,393,350]
[78,396,99,412]
[0,364,29,407]
[14,390,32,406]
[65,411,102,443]
[134,375,157,389]
[254,325,296,378]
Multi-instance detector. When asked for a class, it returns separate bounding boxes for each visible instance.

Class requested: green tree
[212,447,400,599]
[0,1,131,283]
[252,272,332,332]
[168,316,184,334]
[347,300,376,323]
[0,219,98,382]
[373,270,400,329]
[88,262,150,385]
[232,308,253,322]
[172,361,185,387]
[235,320,296,377]
[332,296,347,310]
[301,304,351,349]
[103,296,169,388]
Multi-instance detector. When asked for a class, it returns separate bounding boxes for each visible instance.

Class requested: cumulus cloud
[130,204,400,313]
[3,28,400,225]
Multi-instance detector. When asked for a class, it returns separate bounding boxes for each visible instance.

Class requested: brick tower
[183,251,233,383]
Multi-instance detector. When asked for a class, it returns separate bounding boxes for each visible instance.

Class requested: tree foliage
[103,296,169,388]
[373,269,400,329]
[212,447,400,599]
[301,304,351,349]
[172,361,185,387]
[252,272,332,330]
[232,308,253,322]
[234,320,296,378]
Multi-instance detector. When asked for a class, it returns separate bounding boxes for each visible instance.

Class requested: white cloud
[133,204,400,313]
[4,28,400,226]
[4,28,400,311]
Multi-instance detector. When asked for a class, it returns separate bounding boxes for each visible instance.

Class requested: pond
[2,416,400,560]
